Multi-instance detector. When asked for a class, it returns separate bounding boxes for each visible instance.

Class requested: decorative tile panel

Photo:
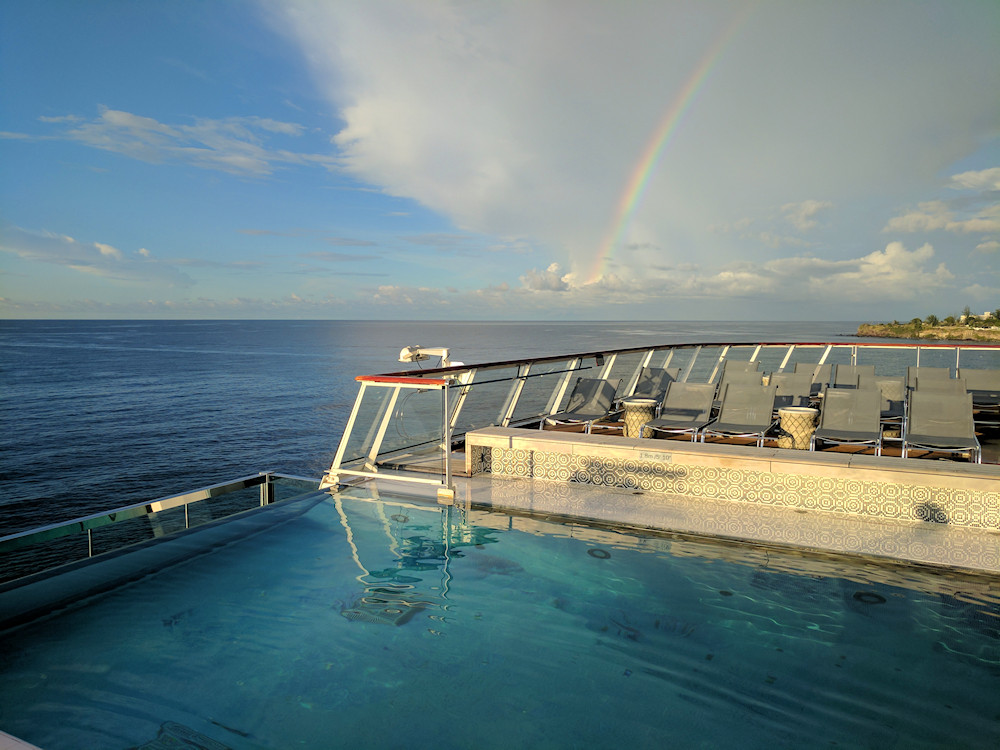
[485,446,1000,532]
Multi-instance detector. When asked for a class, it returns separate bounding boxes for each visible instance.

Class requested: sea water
[0,490,997,749]
[0,318,861,534]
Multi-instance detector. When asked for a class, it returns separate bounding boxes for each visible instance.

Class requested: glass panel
[856,346,918,376]
[648,347,678,369]
[379,386,444,456]
[754,345,792,376]
[958,346,1000,371]
[510,359,579,423]
[337,385,397,464]
[0,478,317,584]
[687,346,724,383]
[451,366,520,433]
[663,347,697,381]
[781,345,831,372]
[916,345,959,374]
[605,351,646,398]
[823,345,854,369]
[725,345,757,362]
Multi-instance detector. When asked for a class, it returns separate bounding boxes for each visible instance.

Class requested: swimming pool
[1,488,998,749]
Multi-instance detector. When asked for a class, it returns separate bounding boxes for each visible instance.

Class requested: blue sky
[1,0,998,321]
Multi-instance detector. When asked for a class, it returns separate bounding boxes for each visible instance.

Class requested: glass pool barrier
[324,341,1000,486]
[0,472,321,584]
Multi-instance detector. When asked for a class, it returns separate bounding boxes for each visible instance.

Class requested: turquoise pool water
[1,489,998,749]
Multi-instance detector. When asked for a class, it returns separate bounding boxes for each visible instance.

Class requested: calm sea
[0,319,861,535]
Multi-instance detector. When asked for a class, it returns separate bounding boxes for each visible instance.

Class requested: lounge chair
[906,366,950,389]
[957,368,1000,407]
[769,372,813,409]
[810,387,882,456]
[719,359,760,375]
[540,377,622,433]
[958,368,1000,426]
[915,377,968,393]
[713,368,763,409]
[700,383,777,447]
[794,362,832,396]
[832,364,875,388]
[642,382,716,441]
[858,374,906,435]
[622,366,680,406]
[901,391,981,463]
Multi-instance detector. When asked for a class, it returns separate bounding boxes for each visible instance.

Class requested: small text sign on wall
[638,451,672,463]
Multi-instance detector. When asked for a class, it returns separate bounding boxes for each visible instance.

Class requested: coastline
[857,323,1000,342]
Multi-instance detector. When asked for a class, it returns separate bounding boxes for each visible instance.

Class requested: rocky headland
[857,322,1000,342]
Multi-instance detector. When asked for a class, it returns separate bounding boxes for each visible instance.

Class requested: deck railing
[323,340,1000,487]
[0,473,321,584]
[321,375,457,498]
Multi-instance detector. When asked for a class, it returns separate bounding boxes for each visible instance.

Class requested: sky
[1,0,998,321]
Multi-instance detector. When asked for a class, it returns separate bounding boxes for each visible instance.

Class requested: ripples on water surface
[1,319,861,533]
[0,492,997,749]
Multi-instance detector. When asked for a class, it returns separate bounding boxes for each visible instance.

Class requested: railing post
[680,345,702,382]
[259,472,274,506]
[439,378,455,503]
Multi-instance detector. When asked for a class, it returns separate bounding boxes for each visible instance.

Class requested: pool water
[1,489,998,749]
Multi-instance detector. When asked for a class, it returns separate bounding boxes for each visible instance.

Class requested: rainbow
[585,14,748,285]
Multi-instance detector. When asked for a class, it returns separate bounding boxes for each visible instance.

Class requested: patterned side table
[777,406,819,449]
[621,397,658,438]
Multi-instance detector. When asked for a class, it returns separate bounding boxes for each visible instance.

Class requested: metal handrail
[0,472,288,553]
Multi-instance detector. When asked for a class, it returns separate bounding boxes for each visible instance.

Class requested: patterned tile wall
[470,445,1000,531]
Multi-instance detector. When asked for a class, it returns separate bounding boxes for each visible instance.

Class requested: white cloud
[0,226,193,286]
[781,200,833,231]
[884,199,1000,235]
[526,241,953,305]
[22,107,337,176]
[884,165,1000,249]
[273,0,1000,277]
[301,250,374,263]
[520,263,570,292]
[95,242,122,260]
[883,201,952,233]
[949,167,1000,191]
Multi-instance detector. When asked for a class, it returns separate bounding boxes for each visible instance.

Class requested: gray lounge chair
[810,387,882,456]
[770,372,813,409]
[957,368,1000,407]
[719,359,760,376]
[858,374,906,434]
[541,377,622,433]
[915,377,967,393]
[642,382,716,441]
[906,366,950,389]
[700,383,777,447]
[901,391,981,463]
[713,368,763,409]
[794,362,832,396]
[958,368,1000,425]
[833,364,875,388]
[624,366,680,406]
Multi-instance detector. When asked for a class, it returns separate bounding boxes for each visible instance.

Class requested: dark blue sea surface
[0,319,861,534]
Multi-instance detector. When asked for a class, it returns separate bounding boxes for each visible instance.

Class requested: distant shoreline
[857,322,1000,342]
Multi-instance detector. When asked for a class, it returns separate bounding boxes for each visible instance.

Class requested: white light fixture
[398,346,462,368]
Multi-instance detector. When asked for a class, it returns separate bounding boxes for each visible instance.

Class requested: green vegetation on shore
[858,307,1000,341]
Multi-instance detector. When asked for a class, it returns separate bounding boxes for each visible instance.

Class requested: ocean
[0,319,862,536]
